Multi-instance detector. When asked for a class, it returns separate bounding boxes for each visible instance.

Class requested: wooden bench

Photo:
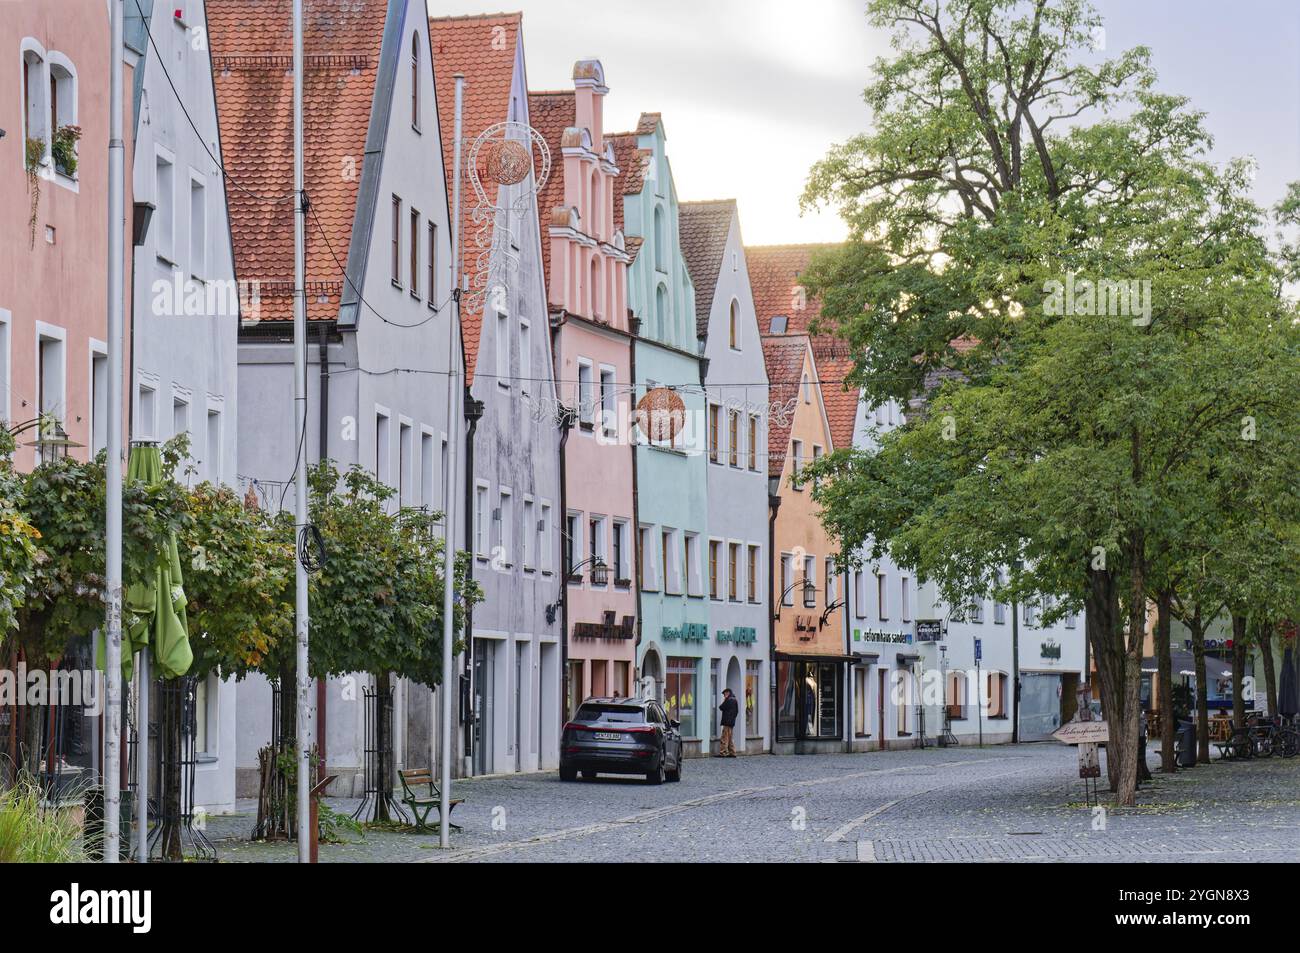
[398,768,464,833]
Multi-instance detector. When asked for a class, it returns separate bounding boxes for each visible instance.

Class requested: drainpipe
[316,322,329,777]
[767,482,781,750]
[462,390,483,774]
[843,568,852,751]
[628,313,642,695]
[551,311,572,722]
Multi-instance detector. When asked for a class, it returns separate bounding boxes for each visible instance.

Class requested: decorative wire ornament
[463,121,552,310]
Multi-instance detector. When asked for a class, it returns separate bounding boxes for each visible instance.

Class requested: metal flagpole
[439,74,465,851]
[103,0,125,865]
[292,0,312,862]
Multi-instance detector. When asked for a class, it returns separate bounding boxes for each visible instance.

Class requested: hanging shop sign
[915,620,943,643]
[663,623,708,642]
[716,626,757,644]
[853,628,913,645]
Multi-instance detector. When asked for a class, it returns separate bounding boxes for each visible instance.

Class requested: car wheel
[666,753,681,783]
[559,766,577,782]
[646,758,664,785]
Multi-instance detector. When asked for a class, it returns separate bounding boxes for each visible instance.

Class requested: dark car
[560,697,683,784]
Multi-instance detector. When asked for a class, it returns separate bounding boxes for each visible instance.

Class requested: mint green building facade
[616,114,712,756]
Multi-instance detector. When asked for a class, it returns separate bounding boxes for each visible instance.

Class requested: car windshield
[574,704,644,725]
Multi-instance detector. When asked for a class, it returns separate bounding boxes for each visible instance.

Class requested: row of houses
[1,0,1086,813]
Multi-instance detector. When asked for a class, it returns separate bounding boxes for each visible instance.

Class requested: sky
[427,0,1300,246]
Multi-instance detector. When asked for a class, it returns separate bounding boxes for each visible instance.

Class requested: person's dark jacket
[719,694,739,728]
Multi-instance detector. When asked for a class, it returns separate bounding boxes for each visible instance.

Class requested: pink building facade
[531,61,637,716]
[2,0,133,469]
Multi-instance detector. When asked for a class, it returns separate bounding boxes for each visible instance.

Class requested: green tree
[0,429,39,640]
[798,0,1298,805]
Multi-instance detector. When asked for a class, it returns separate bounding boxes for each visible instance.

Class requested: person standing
[717,688,739,757]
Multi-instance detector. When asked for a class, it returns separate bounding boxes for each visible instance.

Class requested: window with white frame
[137,382,157,441]
[854,571,867,618]
[803,555,816,607]
[21,48,48,151]
[729,542,741,601]
[189,175,206,279]
[398,421,412,505]
[205,408,221,482]
[747,544,760,603]
[728,410,740,467]
[36,332,64,437]
[577,361,593,426]
[877,571,888,620]
[420,431,434,507]
[374,411,391,487]
[497,488,513,566]
[684,532,702,596]
[539,503,553,573]
[588,516,607,579]
[496,311,509,386]
[599,367,615,437]
[748,414,760,470]
[565,512,581,577]
[708,539,721,599]
[780,553,793,605]
[900,576,911,622]
[156,151,175,262]
[790,440,803,487]
[519,319,531,394]
[522,498,536,569]
[390,195,402,286]
[475,483,490,557]
[409,208,421,298]
[0,313,11,428]
[612,520,629,582]
[638,525,655,590]
[426,222,438,308]
[662,528,680,594]
[994,596,1007,625]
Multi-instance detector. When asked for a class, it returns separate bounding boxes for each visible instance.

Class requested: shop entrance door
[1019,673,1062,741]
[473,640,496,774]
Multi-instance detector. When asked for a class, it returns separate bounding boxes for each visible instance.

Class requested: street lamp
[24,420,83,463]
[545,556,609,625]
[774,576,817,620]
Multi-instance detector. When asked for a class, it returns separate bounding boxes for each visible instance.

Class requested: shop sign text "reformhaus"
[853,628,913,645]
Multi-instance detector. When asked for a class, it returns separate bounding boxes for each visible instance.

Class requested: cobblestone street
[206,744,1300,863]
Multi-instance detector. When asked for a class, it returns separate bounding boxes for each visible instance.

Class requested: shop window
[665,658,697,738]
[987,672,1007,718]
[946,671,967,720]
[745,661,761,737]
[854,667,869,736]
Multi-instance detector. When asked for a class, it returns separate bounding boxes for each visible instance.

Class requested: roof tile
[678,199,736,339]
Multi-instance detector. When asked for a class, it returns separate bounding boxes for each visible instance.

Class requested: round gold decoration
[479,139,533,186]
[635,387,687,445]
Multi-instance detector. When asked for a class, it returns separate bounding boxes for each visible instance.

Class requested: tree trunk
[1085,566,1125,793]
[1156,590,1176,773]
[1189,616,1211,763]
[1231,614,1248,730]
[375,671,391,823]
[1116,532,1146,807]
[1256,618,1277,715]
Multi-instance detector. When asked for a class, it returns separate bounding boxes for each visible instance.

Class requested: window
[653,207,667,268]
[475,484,490,557]
[825,561,836,607]
[90,349,107,454]
[728,299,740,349]
[728,542,740,601]
[900,577,911,622]
[588,516,606,579]
[599,368,615,438]
[662,529,680,594]
[728,410,740,467]
[36,332,64,441]
[205,408,221,482]
[523,498,536,570]
[970,600,985,624]
[420,432,434,507]
[156,152,175,262]
[409,208,421,297]
[811,445,823,487]
[708,539,720,599]
[707,404,721,463]
[519,320,531,394]
[1025,602,1039,627]
[665,658,696,738]
[1064,610,1078,629]
[855,667,869,736]
[987,672,1007,718]
[638,526,654,590]
[172,396,189,441]
[398,421,412,505]
[877,572,888,620]
[854,571,867,618]
[410,33,420,130]
[22,49,48,150]
[745,661,761,737]
[577,361,593,426]
[496,311,509,384]
[803,556,816,607]
[375,411,391,487]
[790,440,803,487]
[497,489,513,566]
[748,414,759,470]
[189,176,206,278]
[747,545,760,604]
[426,222,438,308]
[539,503,553,573]
[565,513,580,577]
[801,371,810,404]
[612,521,629,583]
[684,532,701,596]
[780,554,793,606]
[391,195,402,285]
[137,383,157,441]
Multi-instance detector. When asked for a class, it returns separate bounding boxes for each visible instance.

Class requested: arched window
[655,284,668,340]
[589,255,602,319]
[589,168,602,241]
[21,45,47,152]
[728,298,741,349]
[410,33,420,130]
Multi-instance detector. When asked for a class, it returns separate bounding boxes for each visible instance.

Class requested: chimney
[572,59,607,148]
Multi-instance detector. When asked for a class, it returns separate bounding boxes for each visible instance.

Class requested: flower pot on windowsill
[51,124,82,180]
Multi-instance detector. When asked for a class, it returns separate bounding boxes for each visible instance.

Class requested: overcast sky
[428,0,1299,246]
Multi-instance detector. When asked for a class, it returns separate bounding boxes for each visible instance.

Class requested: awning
[774,652,857,664]
[851,652,879,665]
[896,652,921,665]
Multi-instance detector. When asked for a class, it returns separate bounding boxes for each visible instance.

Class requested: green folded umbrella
[101,444,191,680]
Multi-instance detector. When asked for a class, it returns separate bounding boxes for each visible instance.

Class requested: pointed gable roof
[526,89,575,287]
[761,334,817,477]
[678,199,736,339]
[607,131,651,235]
[209,0,389,322]
[430,11,522,386]
[748,242,857,449]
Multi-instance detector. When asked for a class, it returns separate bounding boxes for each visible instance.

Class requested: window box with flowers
[51,124,81,179]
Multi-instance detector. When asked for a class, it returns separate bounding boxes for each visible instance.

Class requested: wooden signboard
[1052,719,1109,745]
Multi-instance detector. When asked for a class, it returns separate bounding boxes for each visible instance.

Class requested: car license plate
[594,731,622,741]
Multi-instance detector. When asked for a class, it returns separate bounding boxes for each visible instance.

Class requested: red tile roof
[527,90,575,290]
[748,243,858,449]
[761,334,813,477]
[678,199,736,339]
[209,0,388,322]
[607,131,651,235]
[430,12,522,386]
